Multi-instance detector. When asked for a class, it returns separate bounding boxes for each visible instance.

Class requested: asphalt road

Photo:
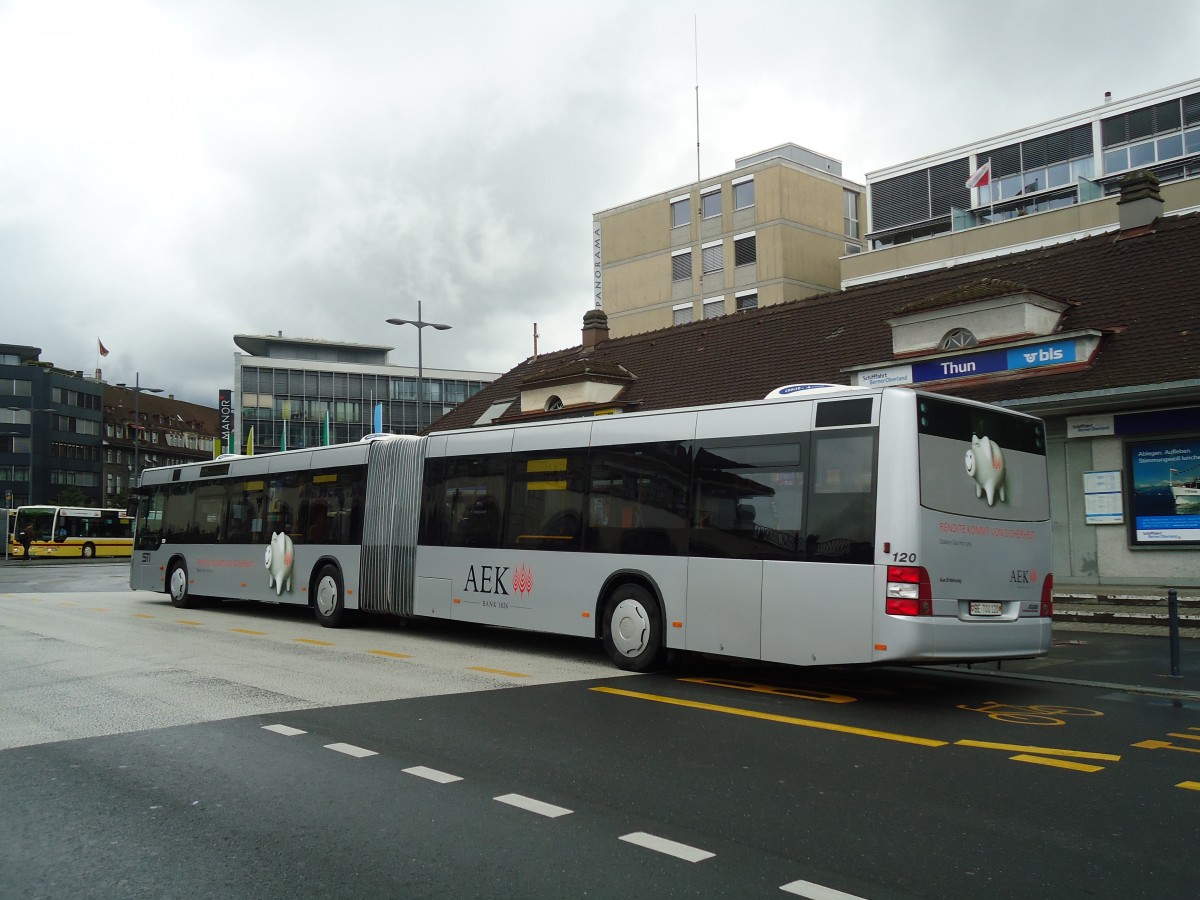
[4,562,1200,898]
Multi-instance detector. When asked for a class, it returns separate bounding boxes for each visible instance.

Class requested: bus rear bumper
[874,616,1052,663]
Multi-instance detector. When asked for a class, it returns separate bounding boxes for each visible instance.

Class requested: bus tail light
[886,565,932,616]
[1040,573,1054,618]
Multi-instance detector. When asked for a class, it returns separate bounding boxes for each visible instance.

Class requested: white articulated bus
[129,385,1053,670]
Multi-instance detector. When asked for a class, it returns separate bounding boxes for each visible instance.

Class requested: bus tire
[82,543,96,559]
[313,564,347,628]
[601,583,663,672]
[168,560,194,609]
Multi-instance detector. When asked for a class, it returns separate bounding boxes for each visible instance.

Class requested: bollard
[1168,588,1182,679]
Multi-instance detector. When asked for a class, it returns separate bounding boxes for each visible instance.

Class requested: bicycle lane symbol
[958,701,1105,726]
[955,702,1116,771]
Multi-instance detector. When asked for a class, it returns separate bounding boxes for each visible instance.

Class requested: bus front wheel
[82,543,96,559]
[313,564,347,628]
[168,561,194,609]
[602,583,663,672]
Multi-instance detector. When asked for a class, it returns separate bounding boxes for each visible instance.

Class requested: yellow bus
[12,505,134,559]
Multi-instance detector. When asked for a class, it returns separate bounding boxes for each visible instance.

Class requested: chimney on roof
[1117,169,1164,232]
[581,308,610,352]
[1104,91,1112,104]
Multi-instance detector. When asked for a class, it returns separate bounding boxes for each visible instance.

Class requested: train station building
[438,174,1200,593]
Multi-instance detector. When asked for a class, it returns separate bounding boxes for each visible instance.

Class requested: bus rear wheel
[313,564,347,628]
[602,583,663,672]
[82,543,96,559]
[168,560,194,609]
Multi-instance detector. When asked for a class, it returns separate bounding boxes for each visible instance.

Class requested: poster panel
[1125,437,1200,545]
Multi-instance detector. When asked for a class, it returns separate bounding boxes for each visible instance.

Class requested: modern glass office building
[233,334,497,453]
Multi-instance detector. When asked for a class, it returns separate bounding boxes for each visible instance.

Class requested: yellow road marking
[1134,739,1200,754]
[1009,754,1105,773]
[369,649,413,659]
[679,677,856,704]
[590,686,946,747]
[231,628,266,635]
[131,613,156,619]
[1177,781,1200,791]
[176,620,203,626]
[1167,732,1200,742]
[58,602,78,607]
[87,607,109,613]
[469,666,529,678]
[294,638,334,646]
[956,740,1120,761]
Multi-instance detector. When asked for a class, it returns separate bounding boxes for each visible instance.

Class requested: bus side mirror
[126,497,139,518]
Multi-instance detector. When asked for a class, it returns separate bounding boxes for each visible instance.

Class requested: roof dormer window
[940,328,979,350]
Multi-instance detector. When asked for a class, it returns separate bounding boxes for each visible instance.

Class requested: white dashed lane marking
[780,878,869,899]
[324,742,378,758]
[256,727,862,895]
[494,793,573,818]
[619,831,714,863]
[403,766,463,784]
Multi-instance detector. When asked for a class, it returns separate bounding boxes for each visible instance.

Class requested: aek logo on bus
[1010,568,1038,584]
[464,564,534,596]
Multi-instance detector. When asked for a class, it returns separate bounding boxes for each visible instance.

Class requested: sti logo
[1023,347,1064,364]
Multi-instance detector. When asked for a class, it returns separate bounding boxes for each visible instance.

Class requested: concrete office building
[593,143,865,337]
[1,344,104,508]
[233,334,498,452]
[847,78,1200,286]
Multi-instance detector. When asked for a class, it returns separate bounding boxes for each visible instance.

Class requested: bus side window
[586,442,690,556]
[504,451,587,551]
[806,431,876,563]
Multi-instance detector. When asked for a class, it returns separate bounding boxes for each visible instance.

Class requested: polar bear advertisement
[964,434,1006,506]
[265,531,295,595]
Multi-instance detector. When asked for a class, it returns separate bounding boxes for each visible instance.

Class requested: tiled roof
[433,212,1200,431]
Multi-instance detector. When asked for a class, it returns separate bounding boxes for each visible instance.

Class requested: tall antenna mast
[694,15,701,184]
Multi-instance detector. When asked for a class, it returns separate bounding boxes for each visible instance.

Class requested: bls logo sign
[1022,347,1064,364]
[1010,569,1039,584]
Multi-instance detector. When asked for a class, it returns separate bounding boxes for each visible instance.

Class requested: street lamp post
[386,302,452,432]
[116,374,163,494]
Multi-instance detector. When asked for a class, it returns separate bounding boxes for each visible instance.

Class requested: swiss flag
[966,160,992,189]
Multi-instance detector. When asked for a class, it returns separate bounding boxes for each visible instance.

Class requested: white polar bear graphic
[965,434,1007,506]
[265,531,295,595]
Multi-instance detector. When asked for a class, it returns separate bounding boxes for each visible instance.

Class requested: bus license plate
[970,602,1003,617]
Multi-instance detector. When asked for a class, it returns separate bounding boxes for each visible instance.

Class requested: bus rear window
[917,395,1049,521]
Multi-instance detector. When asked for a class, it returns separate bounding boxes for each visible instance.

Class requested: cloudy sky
[2,0,1198,407]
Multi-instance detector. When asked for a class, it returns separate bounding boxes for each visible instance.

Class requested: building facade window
[703,298,724,319]
[735,291,758,311]
[701,241,723,275]
[673,302,694,325]
[701,188,722,219]
[733,176,755,210]
[670,196,691,228]
[733,233,756,267]
[671,249,692,282]
[844,190,860,239]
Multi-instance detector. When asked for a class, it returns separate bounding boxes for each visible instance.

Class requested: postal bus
[129,385,1053,670]
[12,505,135,558]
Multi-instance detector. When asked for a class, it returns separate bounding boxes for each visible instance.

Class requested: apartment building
[593,143,864,337]
[847,78,1200,285]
